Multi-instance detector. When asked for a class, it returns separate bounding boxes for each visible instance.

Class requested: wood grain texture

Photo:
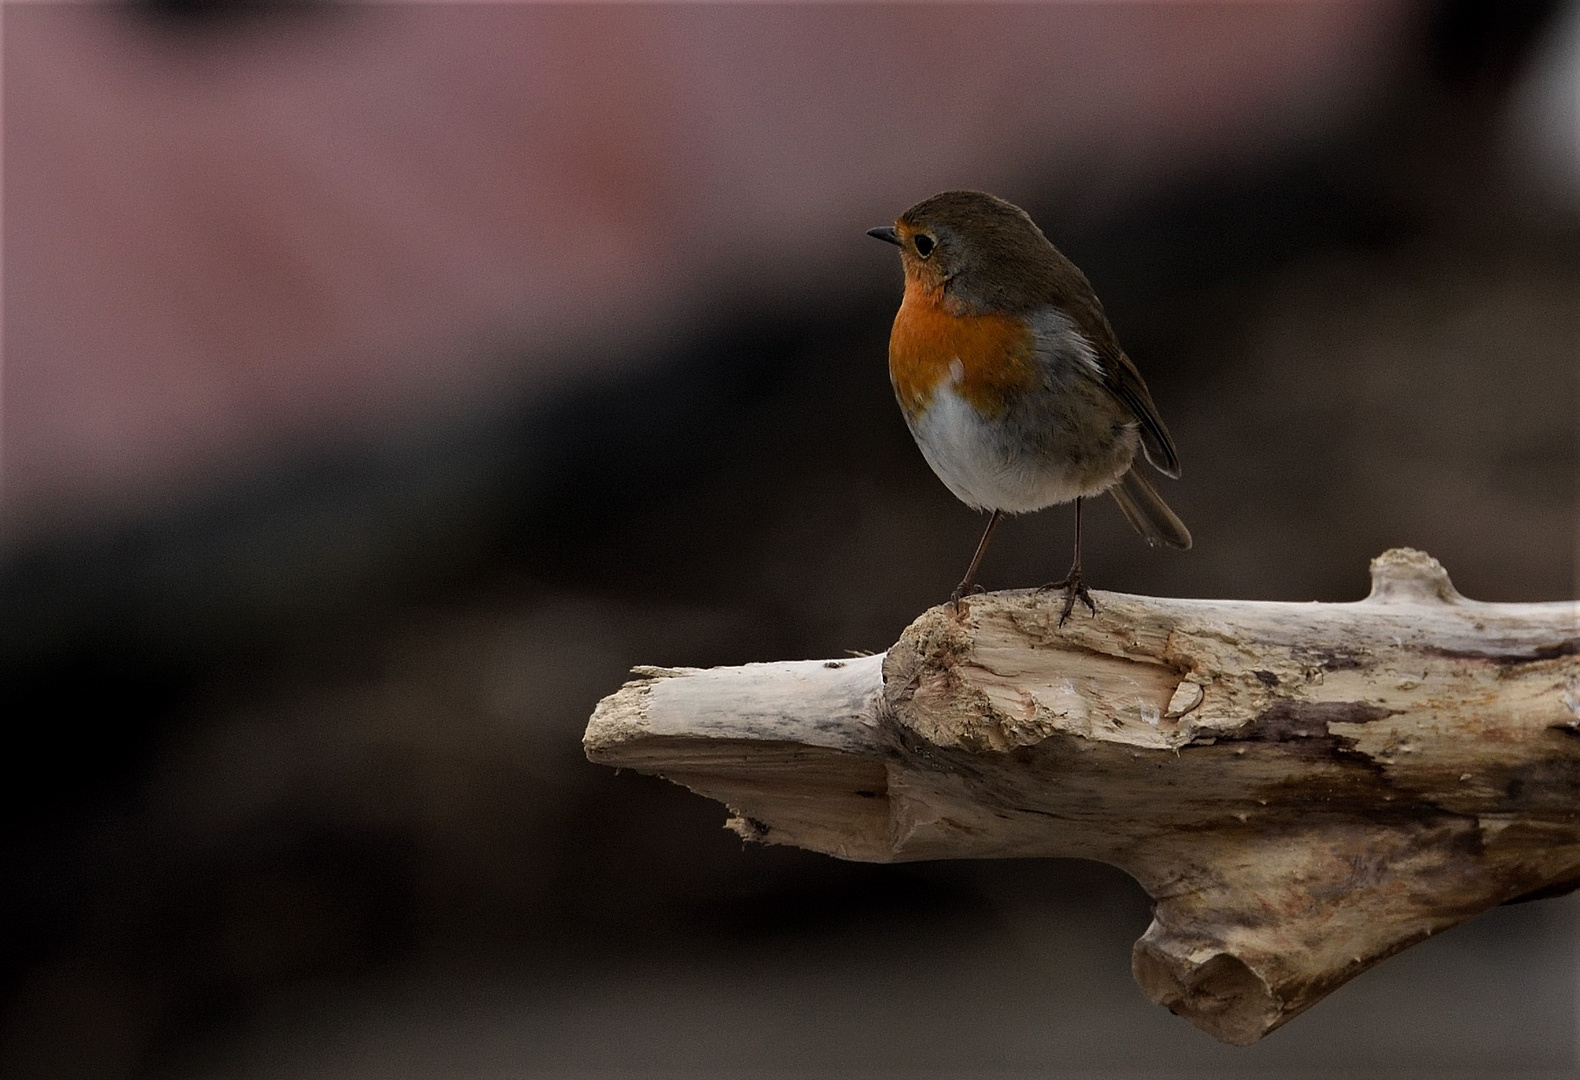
[584,549,1580,1044]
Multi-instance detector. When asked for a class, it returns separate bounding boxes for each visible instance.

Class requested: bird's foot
[1036,572,1095,626]
[949,581,987,611]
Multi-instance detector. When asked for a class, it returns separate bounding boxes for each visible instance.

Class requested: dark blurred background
[2,2,1577,1077]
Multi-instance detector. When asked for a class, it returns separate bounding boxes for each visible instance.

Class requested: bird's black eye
[913,234,936,258]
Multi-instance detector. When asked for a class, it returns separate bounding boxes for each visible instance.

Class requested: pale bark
[584,549,1580,1044]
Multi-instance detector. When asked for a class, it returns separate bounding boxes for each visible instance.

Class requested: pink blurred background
[6,1,1410,537]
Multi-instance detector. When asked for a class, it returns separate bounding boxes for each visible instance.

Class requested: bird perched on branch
[869,190,1189,622]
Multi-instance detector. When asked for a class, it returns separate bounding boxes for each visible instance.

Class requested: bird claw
[1037,573,1096,626]
[948,581,987,610]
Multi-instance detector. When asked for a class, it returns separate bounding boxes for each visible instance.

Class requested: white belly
[907,386,1125,513]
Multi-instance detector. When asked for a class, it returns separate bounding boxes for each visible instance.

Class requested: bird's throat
[888,279,1039,422]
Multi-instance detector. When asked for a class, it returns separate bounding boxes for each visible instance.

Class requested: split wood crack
[584,549,1579,1044]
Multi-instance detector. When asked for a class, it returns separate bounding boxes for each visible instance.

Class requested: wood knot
[1364,548,1465,606]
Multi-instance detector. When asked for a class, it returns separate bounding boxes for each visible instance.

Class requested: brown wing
[1040,264,1182,479]
[1100,349,1181,478]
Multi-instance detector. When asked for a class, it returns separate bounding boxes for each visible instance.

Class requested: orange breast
[888,280,1039,422]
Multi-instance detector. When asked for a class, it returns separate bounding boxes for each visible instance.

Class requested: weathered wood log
[584,549,1579,1045]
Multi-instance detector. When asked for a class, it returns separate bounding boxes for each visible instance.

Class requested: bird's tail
[1109,466,1191,550]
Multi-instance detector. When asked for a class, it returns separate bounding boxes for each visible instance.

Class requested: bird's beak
[866,226,901,246]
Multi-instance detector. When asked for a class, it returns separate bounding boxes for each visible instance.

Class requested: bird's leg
[950,509,1002,609]
[1038,496,1096,625]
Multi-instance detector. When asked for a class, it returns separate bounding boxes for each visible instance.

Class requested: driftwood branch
[584,549,1580,1044]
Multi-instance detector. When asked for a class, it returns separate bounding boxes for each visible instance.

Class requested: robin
[868,190,1190,622]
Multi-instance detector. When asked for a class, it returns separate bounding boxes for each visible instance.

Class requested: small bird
[868,190,1190,622]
